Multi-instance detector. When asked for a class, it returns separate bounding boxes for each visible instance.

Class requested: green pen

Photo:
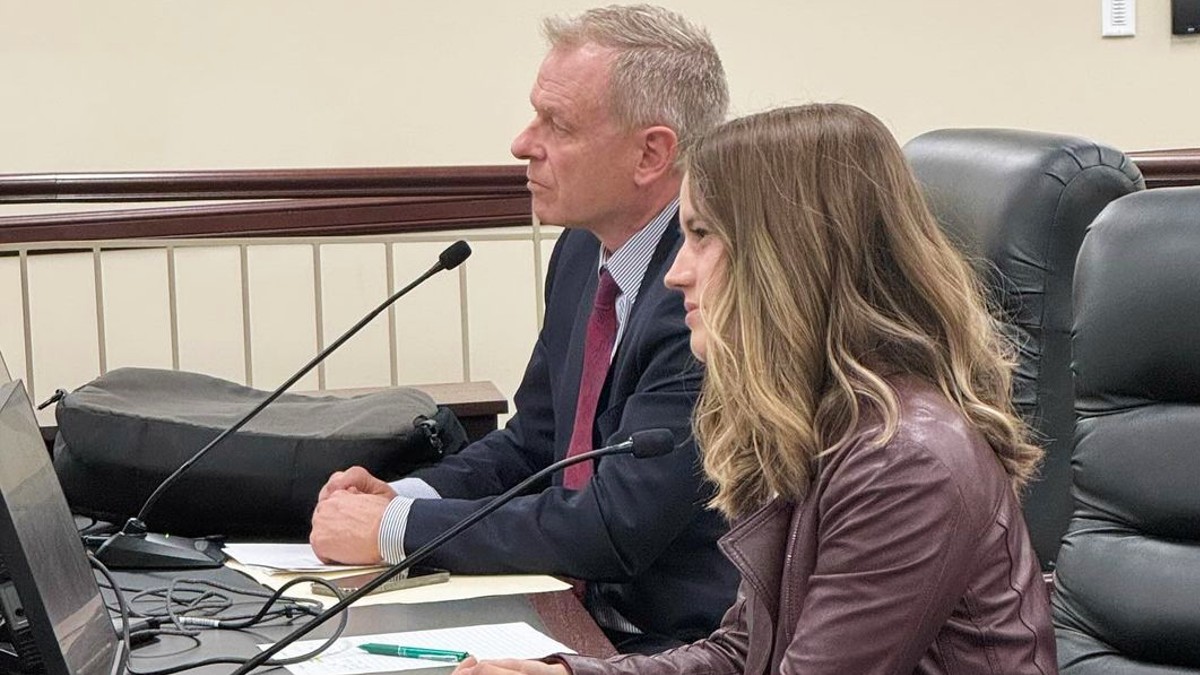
[357,643,470,662]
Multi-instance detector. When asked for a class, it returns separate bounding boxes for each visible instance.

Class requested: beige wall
[1,0,1197,175]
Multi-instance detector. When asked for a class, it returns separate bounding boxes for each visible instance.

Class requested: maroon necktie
[563,268,620,490]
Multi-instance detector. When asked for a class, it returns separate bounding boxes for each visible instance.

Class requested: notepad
[261,622,575,675]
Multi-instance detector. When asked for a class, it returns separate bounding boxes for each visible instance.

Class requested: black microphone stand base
[88,531,225,569]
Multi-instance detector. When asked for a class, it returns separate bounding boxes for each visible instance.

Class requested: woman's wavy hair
[687,103,1043,519]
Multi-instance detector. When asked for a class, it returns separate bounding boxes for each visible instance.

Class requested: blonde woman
[456,104,1057,674]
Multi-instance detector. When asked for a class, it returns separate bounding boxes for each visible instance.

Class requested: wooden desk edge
[530,590,618,659]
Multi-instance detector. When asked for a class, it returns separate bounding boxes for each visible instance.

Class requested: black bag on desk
[51,367,466,538]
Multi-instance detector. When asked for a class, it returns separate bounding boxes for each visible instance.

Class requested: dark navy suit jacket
[404,216,738,646]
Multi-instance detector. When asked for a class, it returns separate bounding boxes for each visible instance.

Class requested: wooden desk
[530,590,618,659]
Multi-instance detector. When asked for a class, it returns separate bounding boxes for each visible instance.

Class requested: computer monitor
[0,380,121,675]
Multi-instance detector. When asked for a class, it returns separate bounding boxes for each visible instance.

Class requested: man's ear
[633,125,679,187]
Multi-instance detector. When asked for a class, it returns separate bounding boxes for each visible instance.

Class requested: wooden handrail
[0,165,532,244]
[0,165,527,203]
[0,196,531,244]
[1127,148,1200,189]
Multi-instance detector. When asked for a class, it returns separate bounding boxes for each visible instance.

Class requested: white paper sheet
[263,622,575,675]
[223,543,384,573]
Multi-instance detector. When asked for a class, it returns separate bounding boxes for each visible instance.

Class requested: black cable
[88,552,137,675]
[140,585,232,623]
[162,577,325,635]
[89,556,351,675]
[174,578,326,630]
[120,577,349,675]
[100,577,324,627]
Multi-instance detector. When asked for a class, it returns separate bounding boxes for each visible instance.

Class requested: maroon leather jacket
[556,376,1056,674]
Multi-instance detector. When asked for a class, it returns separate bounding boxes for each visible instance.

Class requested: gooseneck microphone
[231,428,676,675]
[92,240,473,570]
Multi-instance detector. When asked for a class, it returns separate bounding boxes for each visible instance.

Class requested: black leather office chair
[1053,187,1200,673]
[903,129,1143,570]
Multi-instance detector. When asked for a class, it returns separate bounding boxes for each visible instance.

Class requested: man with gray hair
[310,5,737,653]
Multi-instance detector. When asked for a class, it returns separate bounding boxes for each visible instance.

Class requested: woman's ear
[633,125,680,187]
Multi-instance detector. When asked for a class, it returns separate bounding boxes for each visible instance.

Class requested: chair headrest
[905,128,1144,265]
[1074,187,1200,405]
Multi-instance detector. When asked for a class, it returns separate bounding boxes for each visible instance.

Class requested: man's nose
[511,122,538,160]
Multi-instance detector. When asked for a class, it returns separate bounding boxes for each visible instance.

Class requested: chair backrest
[1053,187,1200,673]
[904,129,1143,569]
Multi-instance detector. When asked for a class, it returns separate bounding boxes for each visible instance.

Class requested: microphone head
[439,241,472,270]
[630,428,676,459]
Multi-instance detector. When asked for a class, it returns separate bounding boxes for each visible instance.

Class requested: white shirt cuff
[379,496,416,565]
[388,477,442,499]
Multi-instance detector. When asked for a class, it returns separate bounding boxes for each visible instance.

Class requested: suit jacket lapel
[610,211,681,375]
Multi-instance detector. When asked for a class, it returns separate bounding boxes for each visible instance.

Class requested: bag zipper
[413,415,444,455]
[37,388,67,411]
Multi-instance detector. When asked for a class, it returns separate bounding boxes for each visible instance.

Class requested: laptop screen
[0,380,120,675]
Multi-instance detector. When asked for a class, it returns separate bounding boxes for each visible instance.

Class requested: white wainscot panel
[391,241,467,387]
[463,239,540,417]
[318,242,391,390]
[0,255,28,386]
[26,251,100,405]
[174,246,247,384]
[246,245,319,391]
[102,248,173,372]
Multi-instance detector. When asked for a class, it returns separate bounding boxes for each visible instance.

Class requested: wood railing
[0,166,528,202]
[1126,148,1200,189]
[0,166,530,244]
